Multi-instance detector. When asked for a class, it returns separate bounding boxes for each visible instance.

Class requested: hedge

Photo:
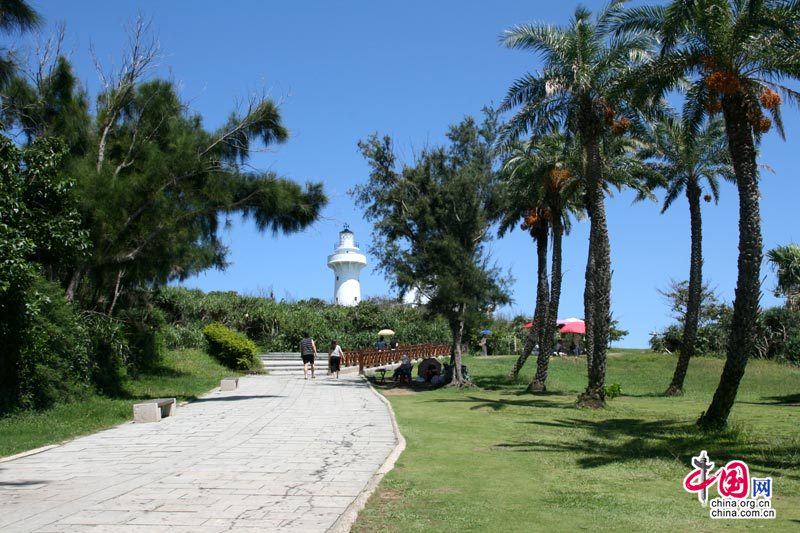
[203,322,260,370]
[157,287,452,352]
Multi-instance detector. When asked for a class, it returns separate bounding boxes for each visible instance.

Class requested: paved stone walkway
[0,375,399,532]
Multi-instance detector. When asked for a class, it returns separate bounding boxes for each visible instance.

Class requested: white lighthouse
[327,226,367,306]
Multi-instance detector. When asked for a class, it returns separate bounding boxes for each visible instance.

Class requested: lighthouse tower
[327,226,367,306]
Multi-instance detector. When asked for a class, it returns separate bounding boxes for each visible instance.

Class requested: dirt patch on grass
[377,488,404,501]
[381,388,417,396]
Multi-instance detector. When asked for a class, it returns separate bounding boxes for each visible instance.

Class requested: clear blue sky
[24,0,799,347]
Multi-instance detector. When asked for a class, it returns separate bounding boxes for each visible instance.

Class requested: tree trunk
[96,121,115,172]
[698,93,762,430]
[107,269,125,316]
[508,230,549,381]
[64,267,83,303]
[583,215,596,374]
[508,329,536,380]
[666,179,703,396]
[449,303,467,386]
[577,126,609,408]
[530,216,562,392]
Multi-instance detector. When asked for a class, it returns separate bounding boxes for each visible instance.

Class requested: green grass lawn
[353,351,800,532]
[0,349,236,458]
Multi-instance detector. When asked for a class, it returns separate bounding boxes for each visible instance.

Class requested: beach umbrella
[378,328,395,336]
[417,358,442,378]
[557,317,582,325]
[521,322,533,329]
[558,320,585,334]
[480,329,492,335]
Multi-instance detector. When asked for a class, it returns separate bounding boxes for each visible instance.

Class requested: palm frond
[502,23,568,64]
[498,73,546,113]
[610,4,666,36]
[681,79,710,145]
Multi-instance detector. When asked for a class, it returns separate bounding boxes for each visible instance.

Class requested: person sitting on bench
[393,354,413,383]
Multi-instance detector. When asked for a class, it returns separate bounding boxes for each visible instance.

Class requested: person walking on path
[328,340,344,379]
[300,332,317,379]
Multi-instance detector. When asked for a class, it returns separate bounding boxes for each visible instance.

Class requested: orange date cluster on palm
[547,167,572,189]
[604,106,614,126]
[759,88,781,109]
[611,116,631,135]
[756,115,772,133]
[705,71,740,94]
[521,209,550,232]
[599,98,615,125]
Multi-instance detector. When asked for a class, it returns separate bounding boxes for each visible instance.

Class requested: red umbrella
[521,322,533,329]
[559,320,585,334]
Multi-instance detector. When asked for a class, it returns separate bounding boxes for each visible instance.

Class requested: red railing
[340,343,450,374]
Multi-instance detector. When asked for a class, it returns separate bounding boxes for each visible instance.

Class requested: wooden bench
[220,377,239,391]
[133,398,176,423]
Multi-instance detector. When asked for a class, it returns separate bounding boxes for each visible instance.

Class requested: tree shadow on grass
[471,374,523,391]
[428,394,574,411]
[495,417,800,478]
[755,393,800,406]
[471,373,582,394]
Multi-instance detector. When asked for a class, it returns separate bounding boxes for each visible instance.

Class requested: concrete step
[259,352,360,376]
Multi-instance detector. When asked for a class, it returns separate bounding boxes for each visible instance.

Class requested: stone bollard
[220,377,239,391]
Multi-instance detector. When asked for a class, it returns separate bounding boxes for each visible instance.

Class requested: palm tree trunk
[698,94,762,430]
[578,128,609,408]
[530,214,563,392]
[666,179,703,396]
[508,231,549,380]
[528,226,551,392]
[508,329,536,380]
[583,215,596,374]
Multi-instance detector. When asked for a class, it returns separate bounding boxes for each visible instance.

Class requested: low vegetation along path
[0,375,399,532]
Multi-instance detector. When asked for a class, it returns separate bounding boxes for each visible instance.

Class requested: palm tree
[0,0,41,88]
[500,1,654,406]
[498,134,582,391]
[643,116,732,396]
[616,0,800,429]
[767,244,800,310]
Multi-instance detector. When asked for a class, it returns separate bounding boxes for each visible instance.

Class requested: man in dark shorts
[300,332,317,379]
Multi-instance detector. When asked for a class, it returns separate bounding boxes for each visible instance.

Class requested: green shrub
[161,323,207,350]
[651,305,800,364]
[116,306,164,375]
[203,322,260,370]
[83,314,130,395]
[2,275,91,412]
[604,383,622,399]
[761,307,800,364]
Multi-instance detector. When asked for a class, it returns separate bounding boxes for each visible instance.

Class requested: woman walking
[329,340,344,379]
[300,332,317,379]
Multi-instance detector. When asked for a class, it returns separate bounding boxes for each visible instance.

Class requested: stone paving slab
[0,375,398,532]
